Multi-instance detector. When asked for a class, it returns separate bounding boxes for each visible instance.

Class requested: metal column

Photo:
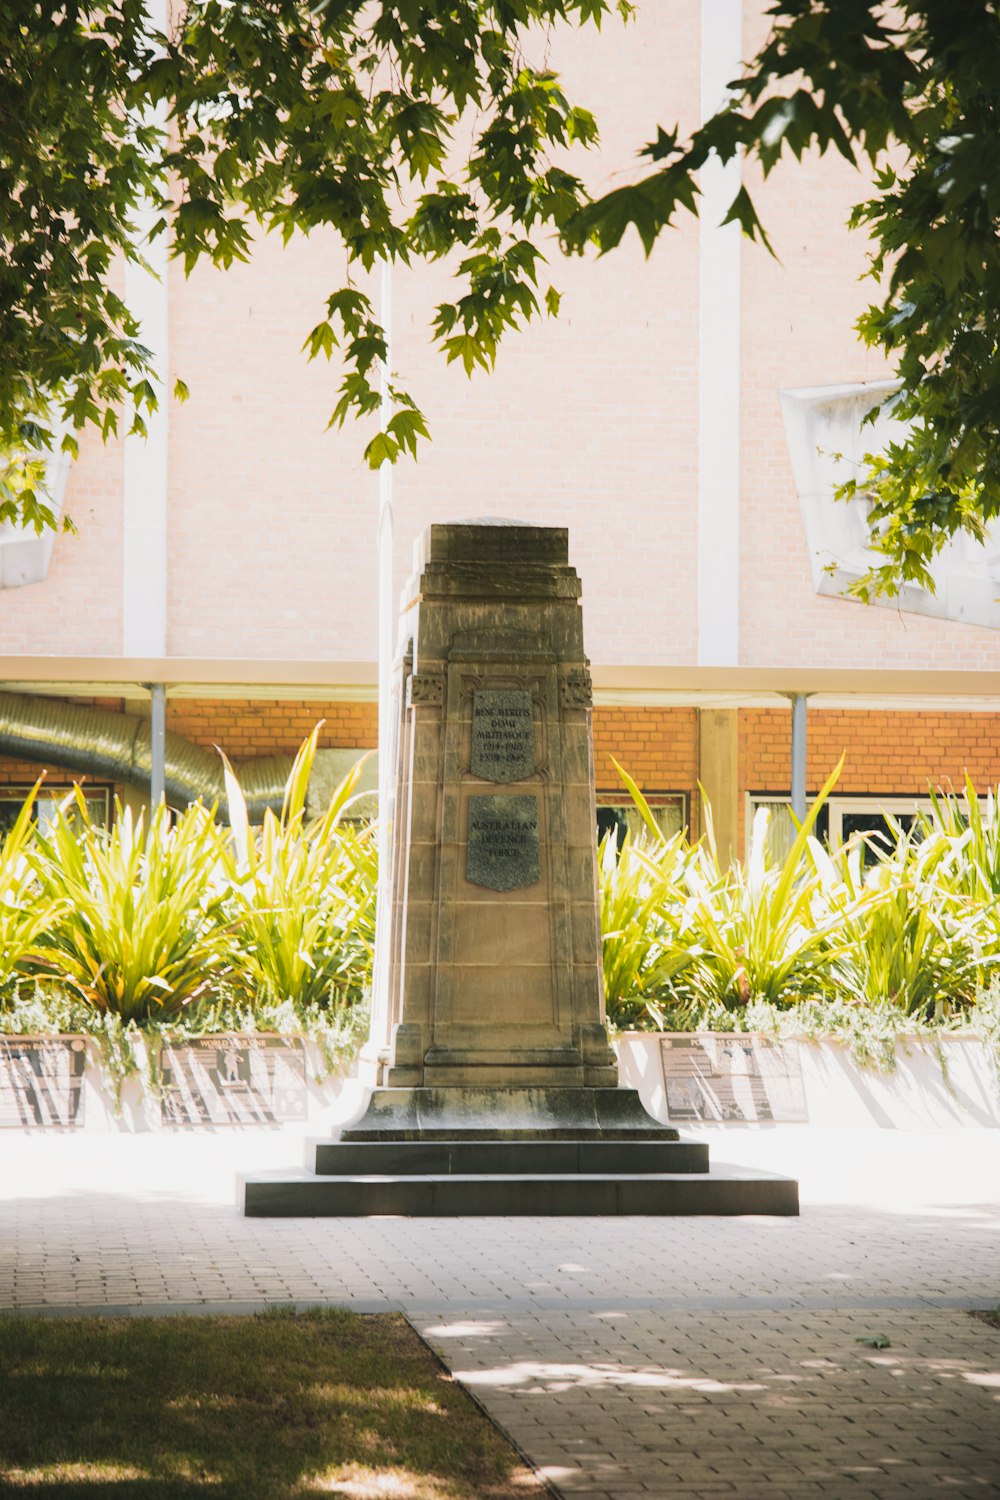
[150,683,166,807]
[790,693,807,823]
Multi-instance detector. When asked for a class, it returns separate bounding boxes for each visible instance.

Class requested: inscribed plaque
[466,793,541,892]
[0,1038,85,1128]
[159,1036,308,1126]
[471,689,535,783]
[659,1036,808,1123]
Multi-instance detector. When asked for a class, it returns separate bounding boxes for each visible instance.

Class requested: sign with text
[659,1035,808,1123]
[466,793,541,892]
[0,1038,85,1128]
[159,1036,308,1126]
[471,689,535,783]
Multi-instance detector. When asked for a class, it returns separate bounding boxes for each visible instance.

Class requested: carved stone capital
[560,668,593,709]
[408,672,444,707]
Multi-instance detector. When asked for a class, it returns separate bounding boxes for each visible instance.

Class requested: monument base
[240,1085,800,1217]
[337,1085,681,1140]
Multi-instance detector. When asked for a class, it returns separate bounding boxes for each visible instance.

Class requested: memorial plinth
[242,523,798,1216]
[371,520,619,1105]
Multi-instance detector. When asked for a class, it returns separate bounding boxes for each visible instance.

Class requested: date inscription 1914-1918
[466,794,541,892]
[471,689,535,783]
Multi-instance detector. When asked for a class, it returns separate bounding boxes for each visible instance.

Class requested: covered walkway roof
[0,658,998,713]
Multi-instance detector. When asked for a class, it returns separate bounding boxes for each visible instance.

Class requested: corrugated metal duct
[0,691,294,823]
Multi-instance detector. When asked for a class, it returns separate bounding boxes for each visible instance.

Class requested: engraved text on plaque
[471,689,535,783]
[466,794,541,892]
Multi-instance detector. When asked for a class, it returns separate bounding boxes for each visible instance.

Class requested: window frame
[745,789,989,859]
[596,790,689,844]
[0,783,112,833]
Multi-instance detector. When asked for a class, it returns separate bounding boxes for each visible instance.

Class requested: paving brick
[2,1126,999,1498]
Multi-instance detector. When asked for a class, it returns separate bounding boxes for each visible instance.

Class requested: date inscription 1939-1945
[471,689,535,783]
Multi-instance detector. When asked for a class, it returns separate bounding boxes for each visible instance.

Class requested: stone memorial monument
[243,522,797,1215]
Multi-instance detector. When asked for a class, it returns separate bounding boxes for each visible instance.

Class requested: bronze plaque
[659,1036,808,1123]
[471,689,535,783]
[159,1036,308,1126]
[466,794,541,892]
[0,1038,85,1128]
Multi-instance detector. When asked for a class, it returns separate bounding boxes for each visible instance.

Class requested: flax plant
[675,765,854,1011]
[813,820,991,1017]
[0,781,65,997]
[599,827,706,1029]
[31,792,232,1021]
[222,729,377,1011]
[600,759,862,1019]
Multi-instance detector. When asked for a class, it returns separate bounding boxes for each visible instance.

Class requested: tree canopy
[0,0,627,524]
[2,0,999,601]
[570,0,1000,602]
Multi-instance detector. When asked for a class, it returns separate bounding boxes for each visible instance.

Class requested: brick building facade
[1,1,998,855]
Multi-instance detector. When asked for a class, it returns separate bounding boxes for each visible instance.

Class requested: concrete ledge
[0,1034,351,1133]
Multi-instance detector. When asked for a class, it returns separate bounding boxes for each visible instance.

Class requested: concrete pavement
[2,1124,999,1497]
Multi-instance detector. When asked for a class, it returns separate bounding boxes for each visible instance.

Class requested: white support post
[697,0,743,667]
[149,683,166,807]
[790,692,808,823]
[367,258,396,1081]
[123,0,168,659]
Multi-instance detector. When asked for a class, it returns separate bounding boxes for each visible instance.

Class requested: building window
[596,792,688,851]
[745,792,972,865]
[0,785,111,839]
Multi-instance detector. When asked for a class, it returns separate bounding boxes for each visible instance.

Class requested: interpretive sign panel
[471,689,535,783]
[160,1036,308,1126]
[466,793,541,892]
[0,1037,85,1128]
[659,1035,808,1123]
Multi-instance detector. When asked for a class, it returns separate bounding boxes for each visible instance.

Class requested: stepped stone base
[239,1087,800,1218]
[337,1086,682,1141]
[242,1166,798,1217]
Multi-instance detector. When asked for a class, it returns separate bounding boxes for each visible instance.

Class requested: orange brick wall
[6,700,997,824]
[165,700,378,758]
[1,700,698,788]
[591,707,699,797]
[740,709,1000,796]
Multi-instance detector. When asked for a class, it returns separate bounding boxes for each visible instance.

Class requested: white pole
[367,258,395,1081]
[149,682,166,806]
[697,0,742,666]
[790,693,808,823]
[123,0,168,662]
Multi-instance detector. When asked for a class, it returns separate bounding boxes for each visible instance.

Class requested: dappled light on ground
[0,1312,540,1499]
[456,1359,770,1395]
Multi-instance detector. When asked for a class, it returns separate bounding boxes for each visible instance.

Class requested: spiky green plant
[221,728,377,1010]
[922,777,1000,900]
[0,781,66,998]
[31,791,232,1021]
[598,826,707,1029]
[676,766,857,1011]
[812,819,992,1018]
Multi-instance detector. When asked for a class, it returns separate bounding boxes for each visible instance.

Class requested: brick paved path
[2,1126,999,1498]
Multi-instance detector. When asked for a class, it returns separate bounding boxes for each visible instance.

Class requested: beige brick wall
[0,1,996,681]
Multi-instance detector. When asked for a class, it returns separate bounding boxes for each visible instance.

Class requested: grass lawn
[0,1307,542,1498]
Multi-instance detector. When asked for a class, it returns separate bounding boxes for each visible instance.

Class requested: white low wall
[615,1031,1000,1130]
[5,1029,998,1131]
[0,1034,353,1133]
